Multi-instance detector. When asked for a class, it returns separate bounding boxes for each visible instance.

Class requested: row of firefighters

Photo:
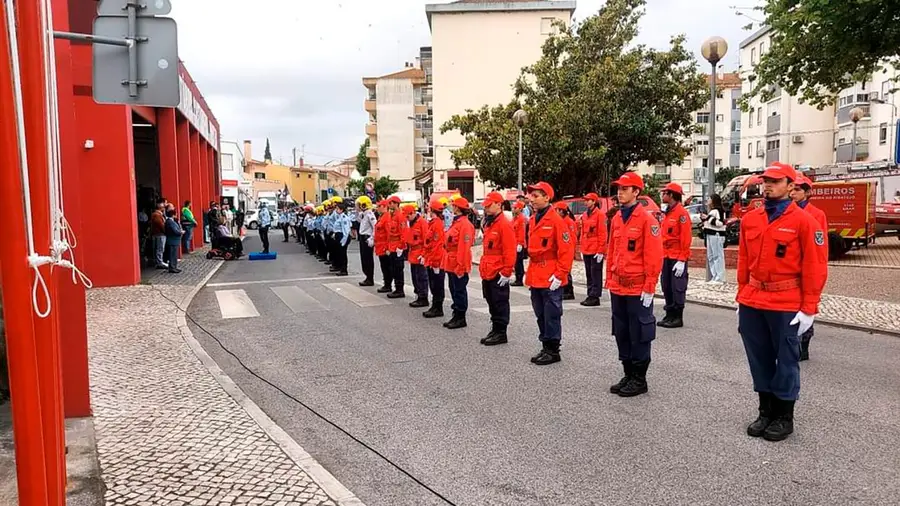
[282,163,828,443]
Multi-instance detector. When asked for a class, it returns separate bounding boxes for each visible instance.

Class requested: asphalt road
[187,232,900,506]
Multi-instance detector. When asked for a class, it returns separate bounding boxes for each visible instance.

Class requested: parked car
[685,203,708,227]
[472,201,484,228]
[244,209,278,230]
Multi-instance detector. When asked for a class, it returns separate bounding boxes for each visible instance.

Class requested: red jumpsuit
[579,206,608,299]
[659,202,693,315]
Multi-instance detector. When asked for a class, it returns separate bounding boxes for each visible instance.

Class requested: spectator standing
[701,194,727,283]
[150,199,167,269]
[164,208,183,273]
[180,200,197,254]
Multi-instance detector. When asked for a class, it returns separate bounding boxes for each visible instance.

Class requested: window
[732,119,741,133]
[716,114,724,122]
[732,98,739,110]
[253,172,265,179]
[295,173,300,178]
[759,41,766,55]
[880,123,888,144]
[540,17,557,35]
[695,139,709,146]
[731,143,741,155]
[682,183,692,193]
[756,108,762,125]
[221,153,234,171]
[748,108,754,127]
[308,174,312,179]
[755,140,761,156]
[750,48,756,64]
[696,112,710,123]
[767,139,781,151]
[747,143,752,159]
[767,98,782,117]
[716,136,724,144]
[882,80,893,98]
[715,158,722,167]
[701,158,709,168]
[414,87,423,104]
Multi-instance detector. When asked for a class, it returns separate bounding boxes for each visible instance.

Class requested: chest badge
[562,232,570,243]
[650,225,660,237]
[815,230,825,246]
[679,215,687,224]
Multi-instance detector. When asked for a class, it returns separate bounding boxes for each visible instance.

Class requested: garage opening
[132,112,162,267]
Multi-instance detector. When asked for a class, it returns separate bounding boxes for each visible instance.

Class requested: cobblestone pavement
[830,238,900,268]
[472,247,900,334]
[88,263,339,505]
[141,247,217,286]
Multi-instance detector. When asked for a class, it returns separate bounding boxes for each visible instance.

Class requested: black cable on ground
[150,285,458,506]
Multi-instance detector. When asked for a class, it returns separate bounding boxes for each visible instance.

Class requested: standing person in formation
[386,196,409,299]
[606,171,663,397]
[525,182,575,366]
[374,200,394,293]
[423,199,447,318]
[356,196,377,287]
[511,202,528,287]
[442,197,476,330]
[405,204,430,308]
[257,201,273,255]
[279,206,291,242]
[313,206,325,259]
[478,191,517,346]
[321,200,333,264]
[737,162,827,441]
[657,182,693,329]
[790,174,829,362]
[332,202,351,276]
[553,202,577,301]
[578,192,608,307]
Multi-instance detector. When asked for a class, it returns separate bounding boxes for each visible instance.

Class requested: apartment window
[857,93,870,103]
[716,136,724,144]
[715,158,722,167]
[880,123,888,144]
[540,17,557,35]
[295,173,300,178]
[716,114,724,122]
[755,141,761,156]
[731,119,741,133]
[253,172,266,179]
[750,48,756,64]
[414,87,423,104]
[756,108,762,125]
[767,139,781,151]
[759,41,766,55]
[696,112,710,123]
[701,158,709,168]
[767,98,782,117]
[696,140,709,146]
[308,174,313,179]
[731,143,741,155]
[748,108,754,127]
[882,80,893,97]
[732,98,739,110]
[747,143,752,159]
[221,153,234,171]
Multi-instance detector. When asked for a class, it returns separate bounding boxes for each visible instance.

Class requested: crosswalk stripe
[472,303,606,315]
[323,283,391,307]
[215,289,260,319]
[270,285,327,313]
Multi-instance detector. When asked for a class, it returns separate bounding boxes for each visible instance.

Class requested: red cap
[662,182,684,195]
[611,171,645,190]
[401,204,417,215]
[762,162,797,182]
[513,201,525,210]
[553,201,569,211]
[453,197,470,210]
[429,199,444,212]
[388,195,402,204]
[795,174,813,188]
[483,191,505,206]
[583,192,600,202]
[526,181,555,200]
[376,200,388,207]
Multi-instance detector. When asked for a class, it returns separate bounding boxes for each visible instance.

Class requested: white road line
[323,283,391,308]
[207,275,363,288]
[270,285,327,313]
[215,289,261,319]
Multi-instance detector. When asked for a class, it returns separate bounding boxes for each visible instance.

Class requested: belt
[664,239,680,247]
[529,256,557,266]
[704,230,726,236]
[749,277,800,291]
[611,273,645,288]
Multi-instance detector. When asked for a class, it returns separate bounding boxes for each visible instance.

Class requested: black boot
[533,341,561,365]
[530,343,550,363]
[800,340,810,361]
[483,328,508,346]
[409,296,429,308]
[511,280,524,287]
[358,279,374,287]
[657,310,673,327]
[387,290,406,299]
[443,311,461,328]
[423,304,444,318]
[618,359,649,397]
[763,398,795,442]
[480,328,497,345]
[580,296,600,307]
[377,285,392,293]
[562,291,576,301]
[746,392,774,438]
[446,312,467,330]
[659,308,684,329]
[609,362,632,394]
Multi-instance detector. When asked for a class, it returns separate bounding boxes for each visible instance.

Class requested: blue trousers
[448,273,469,313]
[583,255,604,298]
[738,304,801,401]
[410,264,429,299]
[530,287,563,343]
[428,268,445,306]
[610,294,655,363]
[482,277,510,332]
[661,258,688,311]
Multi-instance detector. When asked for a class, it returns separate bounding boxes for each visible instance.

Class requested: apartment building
[831,66,899,165]
[220,140,248,210]
[426,0,576,200]
[363,65,429,193]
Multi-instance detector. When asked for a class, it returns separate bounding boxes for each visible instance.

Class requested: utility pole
[292,147,297,167]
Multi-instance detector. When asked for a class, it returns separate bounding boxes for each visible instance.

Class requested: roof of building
[425,0,576,29]
[705,72,742,88]
[739,25,771,49]
[363,67,426,86]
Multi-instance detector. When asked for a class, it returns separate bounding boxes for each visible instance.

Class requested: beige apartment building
[426,0,576,200]
[363,65,430,193]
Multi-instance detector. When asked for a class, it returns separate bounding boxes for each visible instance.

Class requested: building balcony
[837,104,870,124]
[694,124,709,136]
[650,173,671,183]
[364,99,376,113]
[366,147,378,159]
[765,148,780,166]
[767,114,781,134]
[365,123,377,135]
[835,140,869,163]
[695,145,709,157]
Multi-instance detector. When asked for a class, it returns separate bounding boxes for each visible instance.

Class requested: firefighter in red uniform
[606,171,663,397]
[511,202,528,286]
[386,196,409,298]
[423,199,447,318]
[790,174,829,361]
[553,202,578,301]
[405,204,430,308]
[442,197,476,329]
[578,192,608,306]
[525,182,576,365]
[738,162,827,441]
[657,182,693,329]
[479,191,517,346]
[374,200,393,293]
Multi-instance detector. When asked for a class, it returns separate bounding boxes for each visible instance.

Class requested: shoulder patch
[562,232,570,243]
[679,215,687,224]
[650,225,660,237]
[814,230,825,246]
[464,234,471,243]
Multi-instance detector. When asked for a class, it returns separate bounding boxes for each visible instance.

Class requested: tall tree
[747,2,900,108]
[440,0,707,197]
[356,138,371,177]
[264,138,272,162]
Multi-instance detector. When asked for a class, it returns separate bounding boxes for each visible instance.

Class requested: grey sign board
[92,16,179,107]
[97,0,172,17]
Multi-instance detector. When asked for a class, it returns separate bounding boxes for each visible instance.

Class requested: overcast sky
[169,0,762,166]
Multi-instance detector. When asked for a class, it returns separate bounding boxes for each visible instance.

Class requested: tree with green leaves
[440,0,708,197]
[747,2,900,108]
[264,138,272,162]
[356,138,371,177]
[346,175,399,200]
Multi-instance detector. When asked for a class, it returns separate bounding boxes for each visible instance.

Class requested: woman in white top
[701,194,727,283]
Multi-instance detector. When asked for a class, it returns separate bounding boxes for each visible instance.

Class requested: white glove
[366,237,374,248]
[790,312,815,336]
[516,244,523,253]
[596,254,604,263]
[396,248,404,257]
[432,267,441,274]
[640,292,653,308]
[548,275,562,291]
[417,255,425,265]
[673,260,686,278]
[497,274,512,287]
[736,306,740,324]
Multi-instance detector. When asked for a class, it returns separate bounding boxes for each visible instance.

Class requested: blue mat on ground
[248,252,277,261]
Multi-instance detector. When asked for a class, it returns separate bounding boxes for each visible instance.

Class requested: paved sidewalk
[472,248,900,335]
[88,253,344,505]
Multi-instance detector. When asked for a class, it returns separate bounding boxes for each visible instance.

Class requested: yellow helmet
[438,197,450,205]
[315,206,324,214]
[331,196,344,204]
[450,193,461,201]
[356,195,372,208]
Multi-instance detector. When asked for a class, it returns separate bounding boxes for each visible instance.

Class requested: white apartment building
[426,0,576,200]
[832,66,899,165]
[220,140,248,210]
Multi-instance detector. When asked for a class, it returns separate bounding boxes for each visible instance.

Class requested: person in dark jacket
[164,208,184,273]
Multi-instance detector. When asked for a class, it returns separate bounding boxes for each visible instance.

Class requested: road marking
[323,283,391,307]
[472,303,606,315]
[215,289,260,319]
[207,275,363,288]
[270,285,327,313]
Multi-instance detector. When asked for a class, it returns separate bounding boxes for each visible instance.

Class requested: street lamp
[700,36,728,204]
[513,109,528,193]
[849,106,866,162]
[872,96,898,164]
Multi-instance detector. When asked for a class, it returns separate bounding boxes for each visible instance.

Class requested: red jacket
[387,210,410,251]
[374,213,391,256]
[424,217,445,269]
[443,215,475,276]
[606,204,664,296]
[525,208,575,288]
[803,201,828,230]
[512,213,527,247]
[407,215,428,264]
[579,207,608,255]
[479,213,517,280]
[737,202,828,315]
[661,202,693,261]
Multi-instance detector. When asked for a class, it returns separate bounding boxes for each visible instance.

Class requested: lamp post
[700,36,728,204]
[849,107,866,162]
[871,96,897,164]
[513,109,528,193]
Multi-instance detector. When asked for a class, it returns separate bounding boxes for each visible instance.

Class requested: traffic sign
[97,0,172,16]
